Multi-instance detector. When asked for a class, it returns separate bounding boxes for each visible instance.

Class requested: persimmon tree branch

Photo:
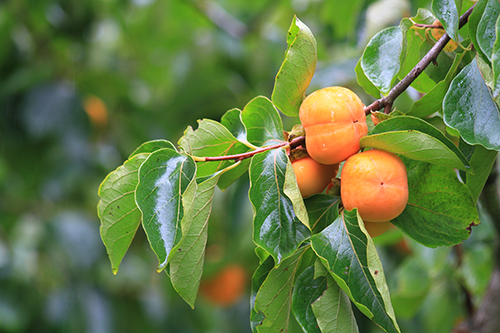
[193,135,305,162]
[364,4,476,115]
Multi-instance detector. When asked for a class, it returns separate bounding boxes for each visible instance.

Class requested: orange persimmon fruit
[292,155,339,198]
[299,86,368,165]
[341,149,408,222]
[199,264,247,306]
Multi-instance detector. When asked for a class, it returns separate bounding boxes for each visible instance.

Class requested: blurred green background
[2,0,494,332]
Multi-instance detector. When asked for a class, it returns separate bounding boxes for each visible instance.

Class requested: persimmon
[199,264,247,306]
[291,154,339,198]
[299,86,368,165]
[364,221,391,238]
[341,149,408,222]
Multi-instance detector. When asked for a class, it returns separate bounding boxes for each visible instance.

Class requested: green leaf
[135,148,197,272]
[431,0,461,42]
[292,266,324,333]
[364,115,471,172]
[419,39,454,83]
[271,16,317,117]
[292,265,359,333]
[249,149,310,264]
[220,108,248,144]
[284,158,310,229]
[311,209,400,333]
[468,0,491,63]
[361,26,404,95]
[399,18,436,94]
[492,14,500,99]
[407,52,466,117]
[242,96,284,146]
[252,247,307,333]
[392,158,479,247]
[443,58,500,150]
[476,0,500,63]
[463,144,498,203]
[129,139,176,158]
[311,271,359,333]
[98,153,149,274]
[355,59,381,98]
[304,194,340,234]
[251,255,275,332]
[168,165,234,307]
[178,119,251,190]
[322,0,363,40]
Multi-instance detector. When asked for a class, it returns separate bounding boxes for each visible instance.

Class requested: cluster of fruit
[291,87,409,238]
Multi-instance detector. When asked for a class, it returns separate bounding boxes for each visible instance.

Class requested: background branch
[364,4,475,115]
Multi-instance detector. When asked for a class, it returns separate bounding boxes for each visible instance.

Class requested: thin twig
[364,4,476,115]
[198,135,305,162]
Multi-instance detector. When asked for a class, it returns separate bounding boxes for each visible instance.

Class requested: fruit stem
[364,4,476,115]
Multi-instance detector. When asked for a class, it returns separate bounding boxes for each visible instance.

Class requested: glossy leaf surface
[249,149,310,264]
[241,96,284,147]
[311,209,400,333]
[443,58,500,150]
[272,16,317,117]
[135,149,197,272]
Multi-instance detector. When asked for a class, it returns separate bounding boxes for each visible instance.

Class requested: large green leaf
[304,194,340,234]
[135,148,197,272]
[468,0,491,64]
[220,108,248,144]
[492,14,500,99]
[363,115,471,171]
[407,52,466,117]
[168,165,234,307]
[252,247,307,333]
[462,143,498,203]
[311,209,400,333]
[443,58,500,150]
[98,153,149,274]
[311,264,359,333]
[129,139,176,158]
[399,15,436,94]
[392,158,479,247]
[361,26,404,95]
[178,119,251,190]
[241,96,283,147]
[292,264,359,333]
[476,0,500,63]
[271,16,317,117]
[355,59,381,98]
[249,149,310,264]
[251,255,275,332]
[431,0,461,42]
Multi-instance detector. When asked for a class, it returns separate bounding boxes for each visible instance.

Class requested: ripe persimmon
[299,86,368,165]
[341,149,408,222]
[199,264,247,306]
[291,154,339,198]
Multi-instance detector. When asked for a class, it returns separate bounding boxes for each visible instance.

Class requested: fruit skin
[364,221,391,238]
[299,86,368,165]
[292,155,339,198]
[341,149,408,222]
[200,264,247,306]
